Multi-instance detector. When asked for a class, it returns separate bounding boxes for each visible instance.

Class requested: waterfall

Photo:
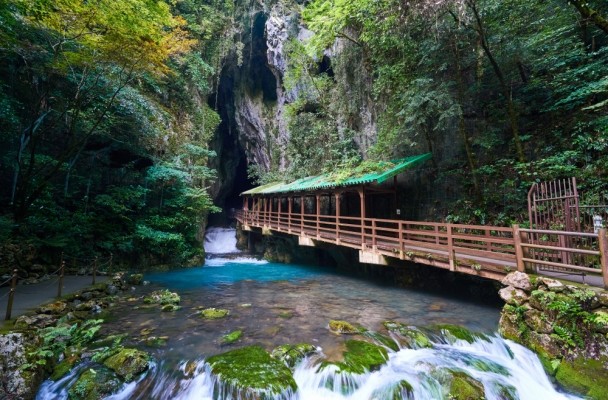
[203,227,241,255]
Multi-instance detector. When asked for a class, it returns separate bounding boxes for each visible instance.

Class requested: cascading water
[36,333,580,399]
[204,227,241,255]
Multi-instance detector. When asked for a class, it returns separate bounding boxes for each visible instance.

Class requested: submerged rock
[220,330,243,345]
[102,348,150,382]
[161,304,181,312]
[328,320,362,335]
[271,343,317,368]
[143,289,180,305]
[200,308,230,319]
[370,380,413,400]
[206,345,297,396]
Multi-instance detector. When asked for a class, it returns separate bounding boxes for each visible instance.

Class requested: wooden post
[359,188,366,248]
[278,197,282,230]
[335,193,341,244]
[288,197,293,232]
[316,194,321,238]
[301,196,305,234]
[57,260,65,298]
[4,269,17,320]
[598,228,608,289]
[513,224,527,272]
[399,221,404,257]
[447,223,455,271]
[92,257,98,285]
[372,219,377,250]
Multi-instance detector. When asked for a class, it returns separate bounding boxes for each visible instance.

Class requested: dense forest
[1,0,607,272]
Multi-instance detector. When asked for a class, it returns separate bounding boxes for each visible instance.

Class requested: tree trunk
[569,0,608,35]
[467,0,526,163]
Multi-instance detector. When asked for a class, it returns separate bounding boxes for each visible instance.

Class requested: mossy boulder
[555,355,608,399]
[102,348,150,382]
[364,331,400,351]
[161,304,181,312]
[143,289,180,305]
[51,352,81,381]
[383,321,431,349]
[221,330,243,345]
[271,343,317,368]
[126,274,144,285]
[434,324,489,344]
[328,320,362,335]
[67,367,121,400]
[331,340,389,374]
[206,345,297,396]
[201,308,230,319]
[371,380,413,400]
[448,371,485,400]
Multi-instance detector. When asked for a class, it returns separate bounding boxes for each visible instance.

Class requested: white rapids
[36,334,582,400]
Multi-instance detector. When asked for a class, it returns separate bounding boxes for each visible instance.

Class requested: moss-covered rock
[67,367,121,400]
[434,324,489,344]
[200,308,230,319]
[221,330,243,345]
[51,352,81,381]
[328,320,362,335]
[143,289,180,305]
[383,321,431,349]
[161,304,181,312]
[332,340,389,374]
[364,331,400,352]
[126,274,144,285]
[448,371,485,400]
[102,348,150,382]
[555,355,608,399]
[271,343,317,368]
[206,345,297,396]
[371,380,413,400]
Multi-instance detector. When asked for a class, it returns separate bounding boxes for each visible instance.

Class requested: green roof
[241,153,432,196]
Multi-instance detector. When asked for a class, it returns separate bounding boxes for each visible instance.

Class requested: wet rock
[501,272,532,291]
[537,277,565,292]
[38,300,68,314]
[206,346,297,395]
[383,321,431,349]
[0,333,43,399]
[200,308,229,319]
[106,285,118,295]
[67,367,121,400]
[434,324,489,344]
[143,336,168,347]
[499,285,529,305]
[331,340,389,374]
[126,273,144,285]
[524,308,553,334]
[498,311,521,341]
[161,304,181,312]
[103,348,150,382]
[328,320,362,335]
[371,380,413,400]
[14,313,58,329]
[526,331,562,358]
[555,355,608,399]
[221,330,243,345]
[271,343,317,367]
[143,289,180,305]
[448,371,485,400]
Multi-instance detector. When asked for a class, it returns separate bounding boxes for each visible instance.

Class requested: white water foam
[204,227,241,254]
[37,335,581,400]
[204,257,268,267]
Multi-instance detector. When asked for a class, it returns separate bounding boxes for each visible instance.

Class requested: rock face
[498,272,608,399]
[0,333,43,399]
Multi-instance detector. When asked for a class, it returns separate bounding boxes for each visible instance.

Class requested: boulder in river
[200,308,230,319]
[271,343,318,367]
[206,345,297,397]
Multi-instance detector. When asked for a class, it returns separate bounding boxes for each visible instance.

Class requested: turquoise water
[145,257,334,289]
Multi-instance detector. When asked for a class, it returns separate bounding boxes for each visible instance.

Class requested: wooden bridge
[236,155,608,288]
[235,209,608,287]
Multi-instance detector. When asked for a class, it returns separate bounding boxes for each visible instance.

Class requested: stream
[36,228,580,399]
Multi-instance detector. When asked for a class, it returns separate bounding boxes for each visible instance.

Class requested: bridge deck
[235,210,607,288]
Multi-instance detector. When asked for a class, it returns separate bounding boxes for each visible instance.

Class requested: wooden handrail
[235,208,606,287]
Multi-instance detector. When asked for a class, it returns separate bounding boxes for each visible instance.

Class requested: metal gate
[528,177,580,231]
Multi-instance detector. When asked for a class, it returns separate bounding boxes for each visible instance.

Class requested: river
[36,228,579,399]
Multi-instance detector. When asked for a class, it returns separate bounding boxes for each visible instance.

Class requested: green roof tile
[241,153,431,196]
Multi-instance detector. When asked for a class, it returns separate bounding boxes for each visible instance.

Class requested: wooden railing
[235,209,608,287]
